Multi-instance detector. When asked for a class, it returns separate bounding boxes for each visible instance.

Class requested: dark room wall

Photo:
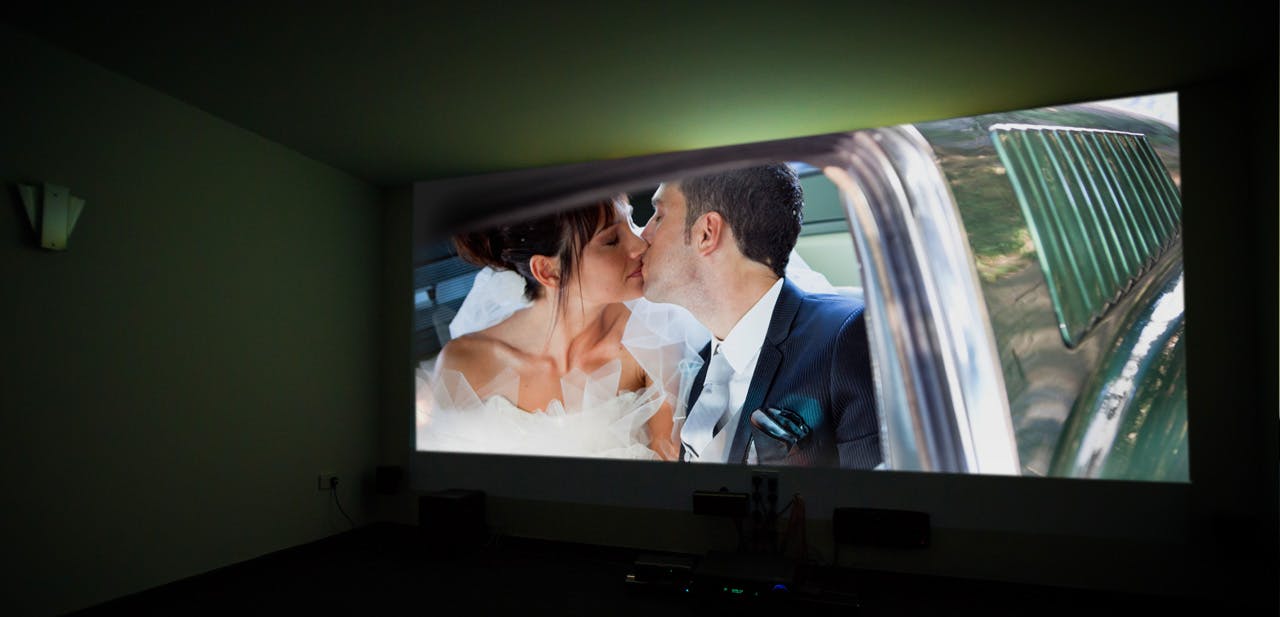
[0,25,382,616]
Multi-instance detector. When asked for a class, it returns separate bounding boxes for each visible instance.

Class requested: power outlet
[317,473,338,491]
[751,469,781,522]
[748,469,782,551]
[751,469,779,495]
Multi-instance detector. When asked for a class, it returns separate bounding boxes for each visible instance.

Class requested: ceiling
[4,1,1271,186]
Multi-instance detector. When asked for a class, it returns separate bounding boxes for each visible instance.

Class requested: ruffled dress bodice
[417,360,668,460]
[416,287,711,460]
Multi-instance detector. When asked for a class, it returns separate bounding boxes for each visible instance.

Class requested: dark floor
[68,522,1228,616]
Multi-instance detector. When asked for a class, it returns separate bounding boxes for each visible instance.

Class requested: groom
[639,164,881,468]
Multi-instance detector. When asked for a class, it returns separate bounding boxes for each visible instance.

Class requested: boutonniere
[749,407,811,447]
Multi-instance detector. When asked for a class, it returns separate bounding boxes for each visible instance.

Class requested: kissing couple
[419,164,882,468]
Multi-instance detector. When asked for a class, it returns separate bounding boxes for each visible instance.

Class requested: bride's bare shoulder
[436,331,508,376]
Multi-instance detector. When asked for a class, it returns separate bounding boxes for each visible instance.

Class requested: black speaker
[418,489,487,551]
[833,507,930,548]
[692,489,749,517]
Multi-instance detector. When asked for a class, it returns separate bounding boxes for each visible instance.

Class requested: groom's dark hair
[679,163,803,277]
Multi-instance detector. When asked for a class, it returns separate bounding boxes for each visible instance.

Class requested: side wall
[0,26,382,616]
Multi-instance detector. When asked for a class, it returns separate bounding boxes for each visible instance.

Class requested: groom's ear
[529,255,561,289]
[694,212,725,256]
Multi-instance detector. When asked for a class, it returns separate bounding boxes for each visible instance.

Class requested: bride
[420,195,700,460]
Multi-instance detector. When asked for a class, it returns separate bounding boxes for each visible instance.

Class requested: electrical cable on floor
[779,494,807,562]
[330,478,356,530]
[777,496,795,517]
[750,475,765,553]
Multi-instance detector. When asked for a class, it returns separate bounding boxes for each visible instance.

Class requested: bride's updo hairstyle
[454,195,628,309]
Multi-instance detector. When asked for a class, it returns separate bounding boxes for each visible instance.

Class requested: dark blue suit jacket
[683,278,881,468]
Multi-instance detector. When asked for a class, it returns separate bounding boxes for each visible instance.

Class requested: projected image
[413,92,1186,482]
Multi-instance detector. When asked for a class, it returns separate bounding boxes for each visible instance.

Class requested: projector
[688,550,797,600]
[625,552,696,592]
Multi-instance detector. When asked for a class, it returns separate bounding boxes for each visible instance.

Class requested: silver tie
[681,348,735,460]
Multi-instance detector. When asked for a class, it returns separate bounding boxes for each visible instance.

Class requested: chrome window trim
[826,125,1019,475]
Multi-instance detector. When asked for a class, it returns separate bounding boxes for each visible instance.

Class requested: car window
[796,170,862,290]
[413,250,482,359]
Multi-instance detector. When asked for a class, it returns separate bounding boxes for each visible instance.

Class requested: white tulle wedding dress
[416,273,708,459]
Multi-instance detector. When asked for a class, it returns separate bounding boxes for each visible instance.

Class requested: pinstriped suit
[682,278,881,468]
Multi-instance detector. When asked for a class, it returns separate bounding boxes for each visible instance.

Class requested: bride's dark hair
[454,195,629,308]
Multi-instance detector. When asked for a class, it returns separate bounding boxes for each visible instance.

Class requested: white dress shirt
[686,278,784,463]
